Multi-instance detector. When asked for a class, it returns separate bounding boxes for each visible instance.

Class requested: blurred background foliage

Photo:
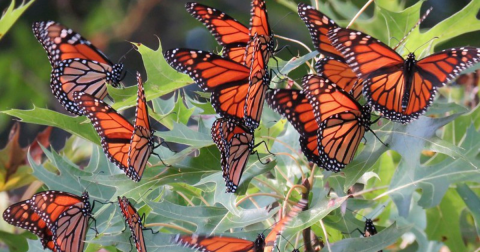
[0,0,478,150]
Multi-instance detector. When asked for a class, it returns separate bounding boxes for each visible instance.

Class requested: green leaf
[426,189,467,251]
[156,122,213,148]
[0,230,29,252]
[0,0,36,41]
[1,107,100,144]
[109,40,193,110]
[456,183,480,235]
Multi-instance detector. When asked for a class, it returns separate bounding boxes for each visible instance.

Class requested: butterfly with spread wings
[33,21,124,115]
[328,26,480,123]
[174,199,307,252]
[297,3,363,100]
[74,72,157,182]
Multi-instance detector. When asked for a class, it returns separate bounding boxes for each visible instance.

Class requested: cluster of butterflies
[165,0,480,190]
[3,0,480,251]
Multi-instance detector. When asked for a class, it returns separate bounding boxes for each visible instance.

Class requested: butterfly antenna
[141,213,159,234]
[253,140,276,156]
[152,151,171,167]
[393,7,433,50]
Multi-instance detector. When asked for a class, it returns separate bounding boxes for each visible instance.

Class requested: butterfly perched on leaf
[32,21,124,115]
[328,26,480,123]
[3,190,94,252]
[74,72,158,182]
[173,199,307,251]
[118,196,148,252]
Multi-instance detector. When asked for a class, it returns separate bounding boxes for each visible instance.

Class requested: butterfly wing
[165,49,251,124]
[186,2,249,63]
[297,3,343,61]
[52,204,90,252]
[127,72,154,182]
[3,202,55,250]
[245,0,274,68]
[212,118,254,193]
[118,197,147,252]
[265,89,321,166]
[245,35,269,129]
[303,75,370,171]
[264,199,307,252]
[315,57,363,100]
[174,234,259,252]
[74,92,133,174]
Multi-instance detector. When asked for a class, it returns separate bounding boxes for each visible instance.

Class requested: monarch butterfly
[303,75,372,172]
[32,21,124,115]
[212,118,254,193]
[328,26,480,123]
[361,219,382,252]
[165,34,269,129]
[186,2,249,64]
[244,0,274,68]
[174,199,307,252]
[3,202,56,251]
[7,190,94,252]
[118,196,147,252]
[297,3,363,100]
[74,72,156,182]
[265,88,322,166]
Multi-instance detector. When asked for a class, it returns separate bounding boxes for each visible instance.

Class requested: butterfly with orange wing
[118,196,148,252]
[3,190,94,252]
[328,26,480,123]
[302,75,373,172]
[33,21,124,115]
[244,0,274,68]
[3,202,56,251]
[174,199,307,252]
[165,33,269,129]
[74,72,158,182]
[212,118,254,193]
[297,3,363,100]
[266,88,322,167]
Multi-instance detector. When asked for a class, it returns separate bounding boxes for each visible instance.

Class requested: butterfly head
[109,63,125,87]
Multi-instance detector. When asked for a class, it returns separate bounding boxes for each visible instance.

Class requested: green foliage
[1,0,480,252]
[0,0,35,40]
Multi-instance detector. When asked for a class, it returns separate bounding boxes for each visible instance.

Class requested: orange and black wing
[174,234,264,252]
[33,21,123,115]
[74,92,133,174]
[330,27,480,123]
[211,118,254,193]
[27,191,92,252]
[303,75,371,171]
[128,72,155,182]
[165,49,251,125]
[297,4,363,100]
[315,57,363,100]
[245,0,274,68]
[245,35,270,129]
[3,202,56,251]
[266,89,321,166]
[186,2,249,64]
[264,199,307,252]
[118,196,147,252]
[297,3,343,61]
